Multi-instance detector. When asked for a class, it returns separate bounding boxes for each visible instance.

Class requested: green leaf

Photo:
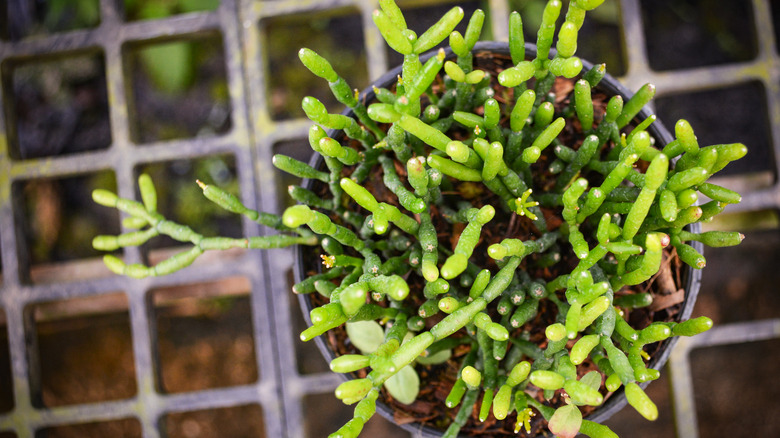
[581,371,602,391]
[346,321,385,354]
[416,348,451,365]
[549,404,582,438]
[76,0,101,26]
[384,364,420,405]
[135,2,194,94]
[139,40,195,94]
[46,0,101,29]
[138,3,173,20]
[179,0,220,13]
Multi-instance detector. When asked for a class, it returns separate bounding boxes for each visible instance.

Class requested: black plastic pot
[293,41,703,437]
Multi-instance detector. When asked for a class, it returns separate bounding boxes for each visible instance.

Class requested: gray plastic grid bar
[0,0,777,437]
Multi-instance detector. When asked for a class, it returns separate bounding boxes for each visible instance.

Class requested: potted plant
[90,1,746,437]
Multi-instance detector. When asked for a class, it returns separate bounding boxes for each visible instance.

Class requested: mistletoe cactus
[92,0,746,437]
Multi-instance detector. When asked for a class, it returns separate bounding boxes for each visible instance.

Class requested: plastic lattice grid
[0,0,778,437]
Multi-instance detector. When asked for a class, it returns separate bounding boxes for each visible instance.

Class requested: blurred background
[0,0,778,437]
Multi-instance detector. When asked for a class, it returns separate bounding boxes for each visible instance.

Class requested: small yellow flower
[515,188,540,220]
[515,407,535,434]
[321,254,335,268]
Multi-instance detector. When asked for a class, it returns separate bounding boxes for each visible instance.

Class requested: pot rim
[293,41,703,437]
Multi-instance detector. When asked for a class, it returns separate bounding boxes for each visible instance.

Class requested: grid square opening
[134,155,242,256]
[162,404,265,438]
[0,5,6,41]
[122,0,219,22]
[1,0,101,42]
[303,393,408,438]
[691,338,780,437]
[123,32,232,143]
[34,418,141,438]
[640,0,758,71]
[25,292,137,408]
[1,50,111,160]
[654,81,774,178]
[0,308,13,414]
[12,171,120,285]
[695,229,780,325]
[150,277,259,394]
[261,7,367,121]
[704,210,780,235]
[772,0,780,55]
